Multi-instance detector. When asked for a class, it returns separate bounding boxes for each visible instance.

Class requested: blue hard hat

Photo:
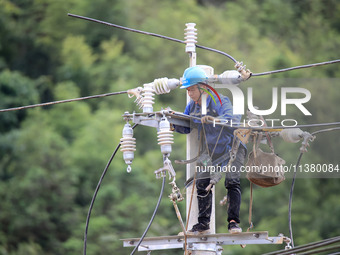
[180,66,208,89]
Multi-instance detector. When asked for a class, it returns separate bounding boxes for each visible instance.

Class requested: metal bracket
[154,158,176,179]
[169,179,184,202]
[122,231,284,252]
[300,132,315,153]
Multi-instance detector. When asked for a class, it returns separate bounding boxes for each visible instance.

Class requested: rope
[83,123,138,255]
[252,59,340,76]
[201,123,211,157]
[247,182,254,232]
[0,91,127,113]
[67,13,238,63]
[185,171,196,255]
[211,126,224,159]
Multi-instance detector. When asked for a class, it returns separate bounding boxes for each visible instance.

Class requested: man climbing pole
[174,66,247,234]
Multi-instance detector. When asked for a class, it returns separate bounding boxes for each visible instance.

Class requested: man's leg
[189,172,211,232]
[225,146,246,233]
[196,175,212,225]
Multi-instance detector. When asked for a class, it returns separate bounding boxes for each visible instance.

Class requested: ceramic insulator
[120,123,136,172]
[141,83,155,113]
[157,117,174,155]
[185,23,197,53]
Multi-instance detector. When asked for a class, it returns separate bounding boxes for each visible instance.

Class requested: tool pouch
[246,134,285,188]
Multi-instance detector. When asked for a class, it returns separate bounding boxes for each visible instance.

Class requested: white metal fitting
[153,77,180,95]
[140,78,180,113]
[120,123,136,173]
[217,70,242,85]
[185,23,197,53]
[280,128,304,143]
[157,117,174,156]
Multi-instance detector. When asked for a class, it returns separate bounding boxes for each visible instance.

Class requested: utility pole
[185,23,218,255]
[122,22,288,255]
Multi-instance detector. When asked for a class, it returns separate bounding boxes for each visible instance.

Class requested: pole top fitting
[185,23,197,53]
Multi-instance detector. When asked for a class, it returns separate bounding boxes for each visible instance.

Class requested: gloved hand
[205,172,222,192]
[201,115,215,123]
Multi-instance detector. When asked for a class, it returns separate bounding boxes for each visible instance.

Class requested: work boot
[228,221,242,234]
[188,222,210,234]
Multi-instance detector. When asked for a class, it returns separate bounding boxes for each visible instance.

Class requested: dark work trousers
[196,145,246,225]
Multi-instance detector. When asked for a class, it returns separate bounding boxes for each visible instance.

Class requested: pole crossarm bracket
[122,231,284,252]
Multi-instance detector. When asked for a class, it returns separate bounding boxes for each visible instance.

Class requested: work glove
[210,172,222,185]
[205,172,223,192]
[201,115,215,123]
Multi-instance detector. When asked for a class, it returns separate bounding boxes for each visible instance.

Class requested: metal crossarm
[122,231,284,252]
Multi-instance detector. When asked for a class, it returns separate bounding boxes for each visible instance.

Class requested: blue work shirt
[175,92,243,155]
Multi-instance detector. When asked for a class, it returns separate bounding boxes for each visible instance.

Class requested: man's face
[187,85,202,102]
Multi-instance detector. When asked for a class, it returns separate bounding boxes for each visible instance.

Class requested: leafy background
[0,0,339,254]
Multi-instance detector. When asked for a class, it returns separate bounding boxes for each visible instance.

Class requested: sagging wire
[312,126,340,136]
[263,236,340,255]
[67,13,238,63]
[130,176,166,255]
[288,126,340,249]
[67,14,340,77]
[252,59,340,76]
[0,90,127,113]
[288,152,304,248]
[83,124,138,255]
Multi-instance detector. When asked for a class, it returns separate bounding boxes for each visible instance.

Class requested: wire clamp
[169,178,184,202]
[282,235,292,250]
[235,61,252,80]
[154,158,176,179]
[299,132,315,153]
[127,87,143,106]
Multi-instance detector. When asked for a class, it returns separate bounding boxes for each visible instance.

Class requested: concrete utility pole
[122,23,287,255]
[185,23,218,255]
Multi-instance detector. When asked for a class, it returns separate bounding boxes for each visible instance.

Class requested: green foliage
[0,70,38,132]
[0,0,339,254]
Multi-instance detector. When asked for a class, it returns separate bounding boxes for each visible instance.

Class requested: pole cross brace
[122,231,285,252]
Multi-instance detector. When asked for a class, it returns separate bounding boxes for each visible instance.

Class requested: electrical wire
[288,152,304,248]
[0,91,127,113]
[312,126,340,135]
[263,236,340,255]
[287,126,340,251]
[67,13,238,63]
[168,111,340,130]
[130,176,166,255]
[83,123,138,255]
[252,59,340,76]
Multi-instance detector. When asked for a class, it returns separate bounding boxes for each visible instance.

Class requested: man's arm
[217,95,242,125]
[173,103,192,134]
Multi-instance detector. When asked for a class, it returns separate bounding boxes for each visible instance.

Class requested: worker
[174,66,247,234]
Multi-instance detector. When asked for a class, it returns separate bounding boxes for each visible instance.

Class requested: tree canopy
[0,0,339,254]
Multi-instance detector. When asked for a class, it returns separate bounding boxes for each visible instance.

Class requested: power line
[67,14,340,76]
[288,152,304,248]
[312,126,340,135]
[263,236,340,255]
[252,59,340,76]
[67,13,238,63]
[130,176,166,255]
[83,124,138,255]
[0,90,127,113]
